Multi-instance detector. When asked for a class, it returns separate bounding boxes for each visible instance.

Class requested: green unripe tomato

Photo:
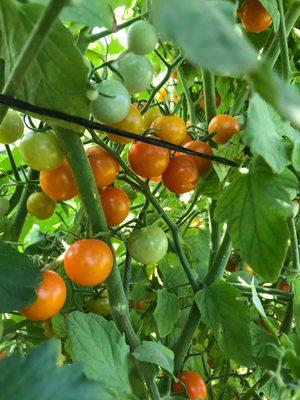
[26,192,56,220]
[86,297,111,316]
[114,53,154,94]
[0,110,24,144]
[0,197,9,217]
[92,80,130,124]
[127,20,158,55]
[127,225,168,264]
[20,131,64,171]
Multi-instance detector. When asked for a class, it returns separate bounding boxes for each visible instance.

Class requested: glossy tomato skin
[99,187,130,227]
[64,239,113,286]
[143,106,162,130]
[183,140,212,175]
[151,115,187,145]
[0,197,9,218]
[86,146,119,189]
[40,160,78,201]
[127,225,168,264]
[239,0,272,33]
[92,80,130,124]
[208,114,240,144]
[128,136,169,178]
[127,20,158,55]
[114,52,154,94]
[20,270,66,321]
[172,371,207,400]
[20,131,64,171]
[162,155,199,194]
[87,296,111,316]
[199,91,221,110]
[0,110,24,144]
[27,192,56,220]
[107,104,145,144]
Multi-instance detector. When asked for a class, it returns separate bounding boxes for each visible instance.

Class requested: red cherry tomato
[208,114,240,144]
[151,115,187,145]
[183,140,212,175]
[279,282,290,292]
[64,239,113,287]
[172,371,207,400]
[128,136,170,178]
[99,186,130,227]
[199,91,221,110]
[20,270,66,321]
[39,160,77,201]
[86,146,119,189]
[239,0,272,33]
[162,155,199,194]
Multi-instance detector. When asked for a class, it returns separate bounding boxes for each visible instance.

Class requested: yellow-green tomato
[127,225,168,264]
[92,80,130,124]
[0,197,9,217]
[26,192,56,220]
[86,297,111,316]
[114,53,154,94]
[127,20,158,55]
[20,131,64,171]
[0,110,24,144]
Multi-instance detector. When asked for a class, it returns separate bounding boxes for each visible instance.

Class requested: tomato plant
[99,186,130,227]
[86,145,119,188]
[0,109,24,144]
[26,192,56,220]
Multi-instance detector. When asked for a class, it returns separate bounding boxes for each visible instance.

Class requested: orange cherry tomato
[40,160,78,201]
[20,270,66,321]
[86,146,119,189]
[171,70,178,80]
[151,115,187,145]
[239,0,272,33]
[183,141,212,175]
[162,155,199,194]
[199,90,221,110]
[107,104,145,144]
[171,92,180,104]
[99,186,130,227]
[143,106,162,130]
[208,114,240,144]
[174,134,193,156]
[156,88,167,102]
[128,136,170,178]
[150,175,161,184]
[64,239,113,287]
[0,353,7,360]
[279,282,290,292]
[172,371,207,400]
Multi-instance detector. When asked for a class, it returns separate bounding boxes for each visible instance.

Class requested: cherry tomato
[64,239,113,286]
[143,106,162,130]
[258,318,272,333]
[150,175,161,184]
[171,92,180,104]
[0,197,9,218]
[40,160,78,201]
[114,52,154,94]
[0,352,6,360]
[107,104,145,144]
[172,371,207,400]
[208,114,240,144]
[183,141,212,175]
[127,225,168,264]
[151,115,187,145]
[162,155,199,194]
[99,186,130,227]
[129,299,149,310]
[20,131,64,171]
[128,136,170,178]
[156,88,167,102]
[0,110,24,144]
[279,282,290,292]
[86,146,119,189]
[171,70,178,80]
[243,262,254,275]
[87,296,111,316]
[127,20,158,55]
[92,80,130,124]
[20,270,66,321]
[226,254,239,272]
[26,192,56,220]
[199,91,221,110]
[174,134,193,156]
[239,0,272,33]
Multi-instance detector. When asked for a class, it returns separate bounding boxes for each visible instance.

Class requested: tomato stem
[202,70,216,123]
[288,218,300,272]
[178,67,195,124]
[277,0,290,81]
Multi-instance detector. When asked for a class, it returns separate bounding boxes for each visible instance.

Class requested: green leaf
[183,228,210,279]
[292,141,300,172]
[152,0,257,74]
[250,323,278,370]
[251,278,266,318]
[294,276,300,340]
[213,139,243,181]
[0,0,90,121]
[195,280,253,366]
[259,0,280,31]
[67,311,133,399]
[153,289,179,337]
[51,313,67,339]
[132,341,174,374]
[0,241,41,313]
[243,94,289,173]
[0,340,103,400]
[215,158,297,282]
[31,0,114,29]
[159,253,189,289]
